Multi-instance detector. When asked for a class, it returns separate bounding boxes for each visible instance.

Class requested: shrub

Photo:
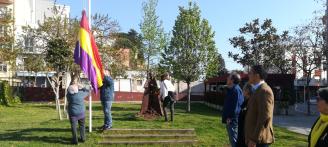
[0,81,21,106]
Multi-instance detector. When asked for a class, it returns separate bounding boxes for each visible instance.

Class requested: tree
[229,19,292,73]
[23,5,121,119]
[91,13,124,78]
[157,33,172,76]
[140,0,166,74]
[46,38,72,120]
[269,31,293,74]
[0,7,21,85]
[111,29,144,70]
[23,4,78,120]
[217,54,228,75]
[127,29,144,64]
[292,18,324,114]
[24,54,46,86]
[201,19,220,79]
[166,2,219,112]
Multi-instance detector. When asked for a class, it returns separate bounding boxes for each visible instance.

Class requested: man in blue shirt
[100,69,115,131]
[222,72,244,147]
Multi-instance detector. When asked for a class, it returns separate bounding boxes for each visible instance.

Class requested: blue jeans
[226,118,238,147]
[101,100,112,127]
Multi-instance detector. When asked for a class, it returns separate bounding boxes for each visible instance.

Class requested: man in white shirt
[160,73,175,121]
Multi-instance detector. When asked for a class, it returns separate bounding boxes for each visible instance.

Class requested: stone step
[103,134,196,138]
[104,128,195,135]
[98,140,198,145]
[102,134,196,140]
[100,128,197,145]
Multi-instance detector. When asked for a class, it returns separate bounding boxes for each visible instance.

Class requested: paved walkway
[273,103,319,135]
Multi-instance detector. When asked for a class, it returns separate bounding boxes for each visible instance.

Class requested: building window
[137,80,143,86]
[18,57,28,71]
[0,25,9,37]
[0,62,7,72]
[0,7,9,20]
[24,37,34,53]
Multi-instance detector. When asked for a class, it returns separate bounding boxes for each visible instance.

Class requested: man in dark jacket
[67,75,90,145]
[100,69,115,130]
[222,72,244,147]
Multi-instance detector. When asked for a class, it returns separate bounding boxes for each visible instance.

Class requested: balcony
[0,0,13,5]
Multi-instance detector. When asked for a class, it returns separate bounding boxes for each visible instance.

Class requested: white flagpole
[88,0,92,133]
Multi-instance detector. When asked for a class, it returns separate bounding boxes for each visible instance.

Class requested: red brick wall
[176,92,203,101]
[90,91,144,101]
[21,87,203,102]
[91,92,203,101]
[22,87,65,101]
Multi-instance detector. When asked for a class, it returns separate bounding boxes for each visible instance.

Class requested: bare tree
[293,17,324,114]
[91,13,123,78]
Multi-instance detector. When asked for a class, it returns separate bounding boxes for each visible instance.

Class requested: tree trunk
[306,76,311,115]
[64,84,68,119]
[46,72,63,120]
[325,0,328,86]
[9,70,12,86]
[177,81,180,101]
[187,82,191,112]
[307,87,310,115]
[63,71,70,119]
[147,55,150,77]
[146,44,151,78]
[34,73,37,87]
[56,85,63,120]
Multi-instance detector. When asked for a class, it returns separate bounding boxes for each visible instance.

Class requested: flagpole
[88,0,92,133]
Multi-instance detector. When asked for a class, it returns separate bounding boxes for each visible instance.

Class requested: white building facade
[0,0,70,86]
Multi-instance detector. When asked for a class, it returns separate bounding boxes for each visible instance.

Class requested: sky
[57,0,324,70]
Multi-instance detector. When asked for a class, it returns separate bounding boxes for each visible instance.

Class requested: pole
[88,0,92,133]
[326,0,328,86]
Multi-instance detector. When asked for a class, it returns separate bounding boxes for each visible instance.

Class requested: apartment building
[0,0,69,86]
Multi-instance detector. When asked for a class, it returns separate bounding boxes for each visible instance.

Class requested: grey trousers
[69,116,85,144]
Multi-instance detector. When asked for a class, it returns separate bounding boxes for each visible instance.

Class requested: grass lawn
[0,102,307,147]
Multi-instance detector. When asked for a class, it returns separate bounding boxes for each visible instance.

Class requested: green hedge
[0,81,21,106]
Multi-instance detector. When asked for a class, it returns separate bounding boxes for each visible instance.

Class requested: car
[309,96,318,105]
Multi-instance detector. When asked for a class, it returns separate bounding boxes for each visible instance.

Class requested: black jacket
[308,117,328,147]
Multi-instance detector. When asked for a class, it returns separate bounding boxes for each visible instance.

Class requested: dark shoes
[72,138,85,145]
[71,141,78,145]
[101,125,112,131]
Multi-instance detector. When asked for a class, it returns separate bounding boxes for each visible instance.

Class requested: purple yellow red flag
[74,10,104,93]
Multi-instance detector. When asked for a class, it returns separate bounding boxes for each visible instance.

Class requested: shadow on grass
[92,103,220,121]
[0,128,72,145]
[174,103,221,117]
[93,113,139,121]
[32,105,56,109]
[90,105,140,112]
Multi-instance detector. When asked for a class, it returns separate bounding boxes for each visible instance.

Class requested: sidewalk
[273,103,319,135]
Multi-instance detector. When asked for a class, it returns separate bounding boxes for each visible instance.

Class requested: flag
[74,10,104,93]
